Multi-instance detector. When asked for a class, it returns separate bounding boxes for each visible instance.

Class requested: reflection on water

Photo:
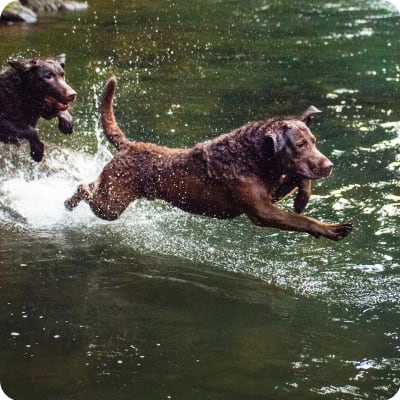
[0,0,399,399]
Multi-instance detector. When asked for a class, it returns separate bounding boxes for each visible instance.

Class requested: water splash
[0,125,398,309]
[0,128,111,228]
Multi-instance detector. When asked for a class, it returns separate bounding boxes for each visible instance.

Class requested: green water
[0,0,399,399]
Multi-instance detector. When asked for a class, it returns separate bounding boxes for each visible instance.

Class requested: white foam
[2,175,89,227]
[0,142,111,228]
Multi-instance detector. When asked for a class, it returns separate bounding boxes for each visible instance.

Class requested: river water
[0,1,399,399]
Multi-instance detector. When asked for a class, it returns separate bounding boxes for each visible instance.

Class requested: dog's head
[8,54,77,118]
[264,106,333,180]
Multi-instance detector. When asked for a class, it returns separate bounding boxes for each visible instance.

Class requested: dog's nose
[67,91,77,102]
[321,159,334,177]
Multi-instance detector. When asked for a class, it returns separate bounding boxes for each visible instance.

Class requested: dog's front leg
[272,176,311,214]
[272,175,297,203]
[249,204,352,241]
[236,179,352,240]
[294,179,311,214]
[0,119,18,144]
[0,119,44,162]
[22,127,44,162]
[57,110,74,135]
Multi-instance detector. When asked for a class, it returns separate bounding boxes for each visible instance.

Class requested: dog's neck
[0,68,43,125]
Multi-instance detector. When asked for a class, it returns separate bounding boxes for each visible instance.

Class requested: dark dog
[65,76,352,241]
[0,54,76,162]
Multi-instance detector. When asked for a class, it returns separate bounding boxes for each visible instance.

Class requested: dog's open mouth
[44,96,69,112]
[41,96,72,120]
[58,102,69,111]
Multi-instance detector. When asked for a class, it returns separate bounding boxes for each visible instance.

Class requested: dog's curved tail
[100,76,129,150]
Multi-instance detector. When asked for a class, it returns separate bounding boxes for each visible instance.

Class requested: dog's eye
[44,72,54,80]
[296,140,308,149]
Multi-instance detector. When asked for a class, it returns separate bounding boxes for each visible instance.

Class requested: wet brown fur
[65,76,352,241]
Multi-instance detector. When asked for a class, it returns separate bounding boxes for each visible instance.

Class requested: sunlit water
[0,0,399,399]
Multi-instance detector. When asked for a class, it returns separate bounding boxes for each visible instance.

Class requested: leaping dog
[65,76,352,241]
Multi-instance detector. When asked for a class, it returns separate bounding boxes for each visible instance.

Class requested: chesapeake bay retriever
[65,76,353,241]
[0,54,76,162]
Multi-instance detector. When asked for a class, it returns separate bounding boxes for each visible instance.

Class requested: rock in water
[62,1,88,11]
[1,1,38,23]
[1,0,88,23]
[20,0,88,12]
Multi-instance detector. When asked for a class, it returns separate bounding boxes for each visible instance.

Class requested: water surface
[0,1,399,399]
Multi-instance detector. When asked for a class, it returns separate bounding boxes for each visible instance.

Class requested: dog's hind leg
[64,184,93,211]
[65,181,132,221]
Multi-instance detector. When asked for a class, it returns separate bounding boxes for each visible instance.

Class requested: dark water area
[0,1,399,399]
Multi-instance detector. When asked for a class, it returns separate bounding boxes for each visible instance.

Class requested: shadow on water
[0,0,399,399]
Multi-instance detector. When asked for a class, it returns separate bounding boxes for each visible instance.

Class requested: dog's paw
[325,223,353,241]
[30,141,44,162]
[64,199,74,211]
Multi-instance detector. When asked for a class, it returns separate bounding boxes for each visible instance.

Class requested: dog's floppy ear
[54,54,66,68]
[299,106,321,126]
[8,59,37,73]
[264,122,288,158]
[265,134,277,158]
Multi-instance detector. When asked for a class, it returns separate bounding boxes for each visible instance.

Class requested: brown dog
[65,76,352,241]
[0,54,76,162]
